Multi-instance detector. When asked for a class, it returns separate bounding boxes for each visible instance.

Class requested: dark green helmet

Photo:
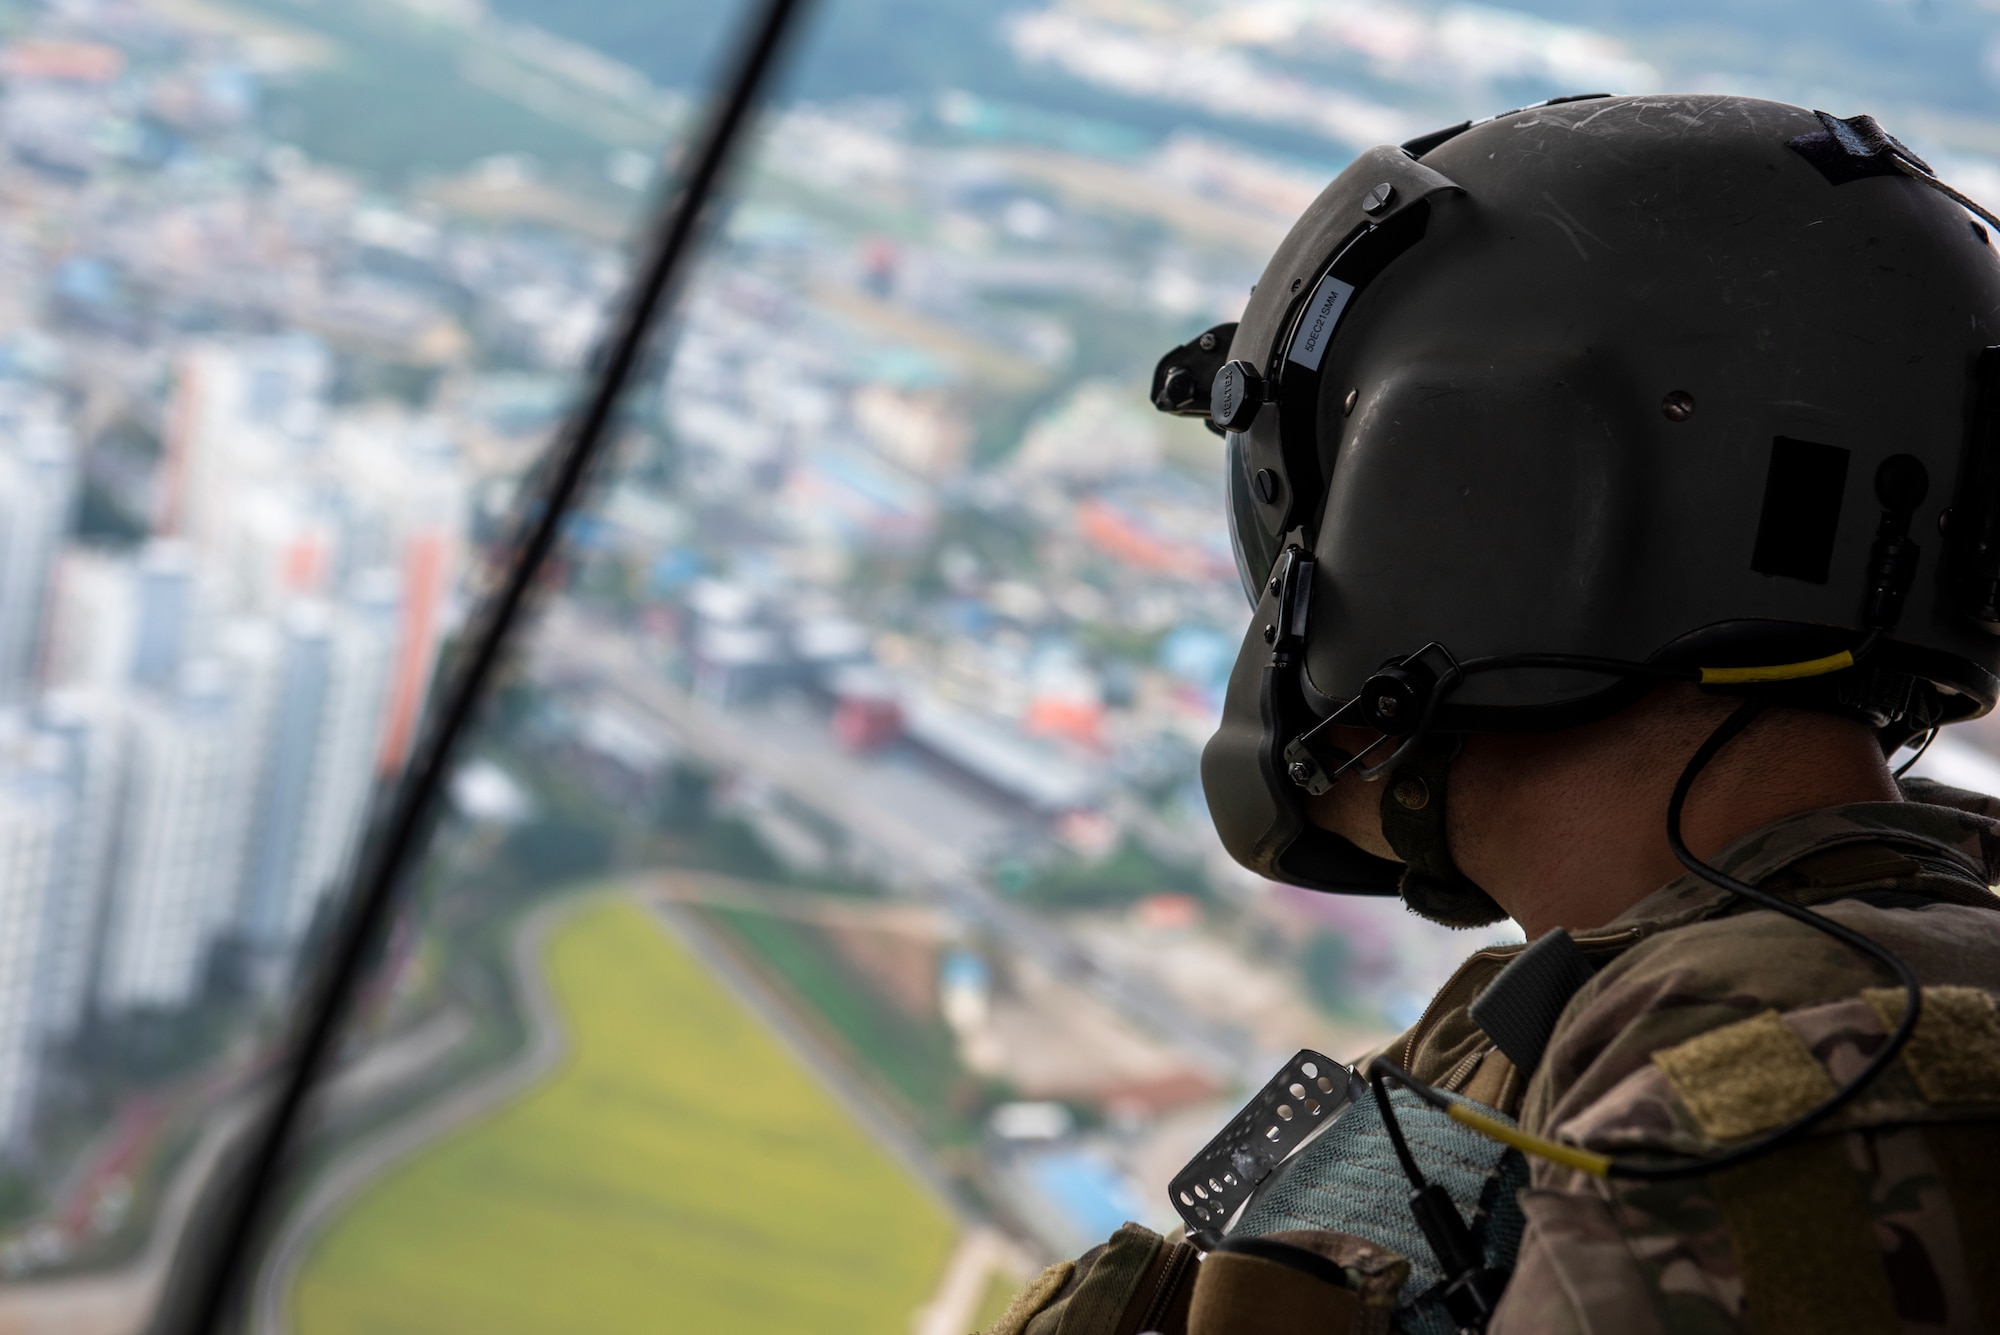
[1151,94,2000,925]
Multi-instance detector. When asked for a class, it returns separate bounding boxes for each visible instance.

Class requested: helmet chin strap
[1377,734,1509,928]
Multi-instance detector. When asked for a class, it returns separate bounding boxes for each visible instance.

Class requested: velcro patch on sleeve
[1652,1009,1837,1141]
[1862,985,2000,1104]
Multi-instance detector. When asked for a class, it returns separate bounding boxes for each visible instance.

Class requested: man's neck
[1449,691,1902,941]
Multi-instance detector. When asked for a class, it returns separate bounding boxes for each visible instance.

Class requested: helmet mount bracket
[1151,322,1240,433]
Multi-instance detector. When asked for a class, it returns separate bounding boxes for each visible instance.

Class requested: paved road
[910,1228,1027,1335]
[0,1007,471,1335]
[250,899,574,1335]
[252,884,990,1335]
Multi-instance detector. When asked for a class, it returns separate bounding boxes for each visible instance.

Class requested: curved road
[0,1008,471,1335]
[258,885,1000,1335]
[251,895,576,1335]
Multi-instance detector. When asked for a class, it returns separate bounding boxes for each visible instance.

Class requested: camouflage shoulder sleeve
[1488,904,2000,1335]
[1523,896,2000,1133]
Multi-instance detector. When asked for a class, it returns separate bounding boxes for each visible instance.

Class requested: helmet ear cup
[1377,735,1509,928]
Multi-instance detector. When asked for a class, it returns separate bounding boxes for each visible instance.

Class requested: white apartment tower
[0,404,76,702]
[238,583,396,957]
[157,337,328,554]
[130,542,198,690]
[33,692,124,1040]
[0,734,62,1147]
[43,549,137,693]
[328,412,466,773]
[96,666,253,1011]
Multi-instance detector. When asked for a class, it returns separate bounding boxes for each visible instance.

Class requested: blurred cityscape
[0,0,1989,1330]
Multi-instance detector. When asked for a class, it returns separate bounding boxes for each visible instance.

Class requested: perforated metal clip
[1167,1049,1363,1249]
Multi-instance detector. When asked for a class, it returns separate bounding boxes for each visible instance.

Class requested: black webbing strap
[1468,927,1597,1079]
[1789,109,2000,231]
[1378,734,1507,928]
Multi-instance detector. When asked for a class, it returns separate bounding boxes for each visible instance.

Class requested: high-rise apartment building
[0,401,76,702]
[32,691,123,1041]
[130,541,197,690]
[43,549,136,693]
[0,728,62,1147]
[155,337,328,553]
[237,581,396,960]
[96,665,252,1012]
[328,412,467,773]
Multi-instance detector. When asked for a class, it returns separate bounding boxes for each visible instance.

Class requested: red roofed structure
[1,40,125,83]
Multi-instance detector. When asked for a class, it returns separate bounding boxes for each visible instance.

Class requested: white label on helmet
[1286,274,1356,371]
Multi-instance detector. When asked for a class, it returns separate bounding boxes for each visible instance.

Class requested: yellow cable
[1698,650,1855,685]
[1445,1104,1613,1178]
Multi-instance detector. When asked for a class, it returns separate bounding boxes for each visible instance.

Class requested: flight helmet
[1151,94,2000,927]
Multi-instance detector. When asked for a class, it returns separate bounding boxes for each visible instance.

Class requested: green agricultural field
[292,896,958,1335]
[698,905,967,1136]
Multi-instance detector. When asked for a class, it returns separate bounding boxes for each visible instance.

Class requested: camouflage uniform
[987,779,2000,1335]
